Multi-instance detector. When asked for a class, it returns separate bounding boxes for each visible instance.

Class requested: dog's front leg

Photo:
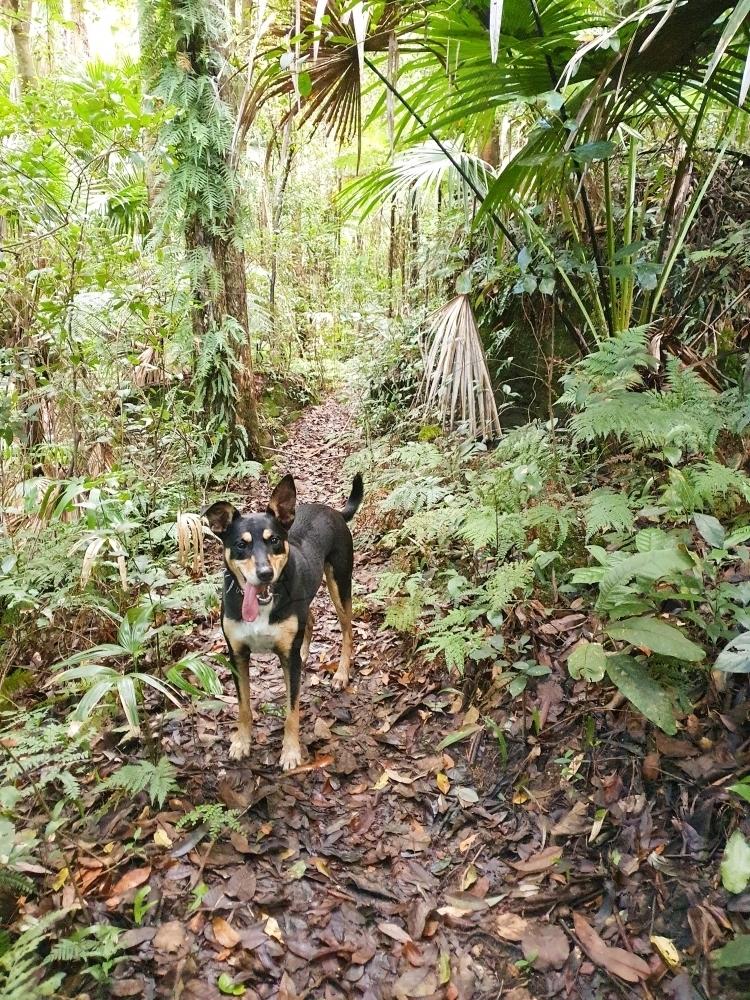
[279,635,304,771]
[228,644,253,760]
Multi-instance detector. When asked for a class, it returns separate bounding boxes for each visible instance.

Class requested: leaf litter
[8,399,748,999]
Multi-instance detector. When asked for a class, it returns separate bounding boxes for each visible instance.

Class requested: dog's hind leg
[301,611,314,667]
[324,562,353,691]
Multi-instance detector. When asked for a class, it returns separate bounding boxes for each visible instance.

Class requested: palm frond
[416,295,502,441]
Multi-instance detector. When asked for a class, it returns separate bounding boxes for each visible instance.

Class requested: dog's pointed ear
[202,501,239,537]
[267,475,296,529]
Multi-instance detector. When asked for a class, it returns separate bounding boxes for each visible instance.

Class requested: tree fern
[100,757,179,808]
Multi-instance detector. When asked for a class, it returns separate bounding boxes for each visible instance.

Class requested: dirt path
[109,400,725,1000]
[142,400,506,1000]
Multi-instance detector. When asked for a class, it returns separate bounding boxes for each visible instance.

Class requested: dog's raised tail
[341,473,364,522]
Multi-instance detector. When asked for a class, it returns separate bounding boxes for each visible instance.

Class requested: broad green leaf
[597,548,692,613]
[714,935,750,969]
[455,270,472,294]
[694,513,725,549]
[605,617,705,662]
[721,830,750,894]
[634,528,675,552]
[605,654,677,734]
[570,140,616,163]
[567,642,607,682]
[118,676,140,734]
[297,71,312,98]
[72,680,116,722]
[715,632,750,673]
[508,674,527,697]
[435,723,481,752]
[728,781,750,804]
[217,973,246,996]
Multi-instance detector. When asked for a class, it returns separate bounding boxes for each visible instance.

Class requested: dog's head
[203,476,296,622]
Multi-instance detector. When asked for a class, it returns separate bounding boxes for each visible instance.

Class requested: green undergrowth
[348,330,750,735]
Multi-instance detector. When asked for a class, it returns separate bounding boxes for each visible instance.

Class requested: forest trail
[133,398,511,1000]
[109,399,718,1000]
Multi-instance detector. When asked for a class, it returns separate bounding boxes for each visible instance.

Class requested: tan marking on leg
[325,565,353,691]
[279,664,302,771]
[301,611,314,666]
[272,615,298,658]
[229,653,253,760]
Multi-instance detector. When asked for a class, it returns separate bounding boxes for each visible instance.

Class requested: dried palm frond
[133,347,167,388]
[177,512,205,576]
[74,535,129,590]
[416,295,502,441]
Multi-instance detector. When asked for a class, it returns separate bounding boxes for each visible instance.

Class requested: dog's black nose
[256,566,273,583]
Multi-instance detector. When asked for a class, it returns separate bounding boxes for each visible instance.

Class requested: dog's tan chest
[223,610,298,656]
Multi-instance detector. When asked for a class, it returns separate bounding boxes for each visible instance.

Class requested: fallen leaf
[550,801,591,837]
[313,717,332,740]
[455,787,479,807]
[52,867,69,891]
[495,912,529,942]
[642,752,661,781]
[153,920,188,954]
[393,967,437,999]
[508,847,562,873]
[399,821,431,852]
[520,922,570,971]
[278,971,297,1000]
[384,767,414,785]
[573,912,650,982]
[264,916,284,943]
[461,864,478,890]
[285,754,333,775]
[286,860,307,880]
[110,979,147,997]
[650,934,680,968]
[463,706,480,725]
[351,934,377,964]
[459,831,479,853]
[154,828,173,849]
[377,921,412,943]
[109,866,152,897]
[436,772,450,794]
[443,892,488,912]
[371,772,390,790]
[213,917,240,949]
[439,950,451,984]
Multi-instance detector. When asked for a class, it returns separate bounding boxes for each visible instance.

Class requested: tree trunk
[4,0,36,92]
[213,229,261,458]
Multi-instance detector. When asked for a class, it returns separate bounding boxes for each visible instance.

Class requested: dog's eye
[237,539,247,550]
[270,535,280,545]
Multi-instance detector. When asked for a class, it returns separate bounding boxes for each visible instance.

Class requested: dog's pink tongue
[242,582,259,622]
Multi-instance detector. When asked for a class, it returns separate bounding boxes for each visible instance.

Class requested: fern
[483,561,534,611]
[583,489,635,539]
[100,757,179,808]
[0,912,65,1000]
[384,587,432,632]
[177,803,242,841]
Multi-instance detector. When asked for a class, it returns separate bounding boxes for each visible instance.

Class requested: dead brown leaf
[110,980,146,997]
[279,971,297,1000]
[377,921,412,943]
[573,912,650,982]
[109,866,151,897]
[212,916,240,949]
[508,846,562,873]
[313,717,332,740]
[520,921,570,971]
[153,920,188,954]
[495,912,529,942]
[393,967,438,999]
[550,801,591,837]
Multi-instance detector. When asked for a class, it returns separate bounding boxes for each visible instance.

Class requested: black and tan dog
[203,474,363,770]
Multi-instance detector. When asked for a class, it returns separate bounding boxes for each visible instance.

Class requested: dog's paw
[331,668,349,691]
[279,742,302,771]
[229,732,252,760]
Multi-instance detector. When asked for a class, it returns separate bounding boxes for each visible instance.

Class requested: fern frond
[100,757,179,808]
[483,561,534,611]
[583,489,635,539]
